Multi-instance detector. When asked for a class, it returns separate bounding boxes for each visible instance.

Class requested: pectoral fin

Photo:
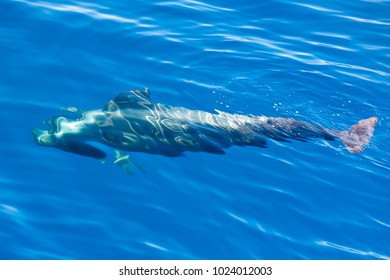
[114,150,146,175]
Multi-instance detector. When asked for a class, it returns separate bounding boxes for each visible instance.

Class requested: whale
[32,89,377,171]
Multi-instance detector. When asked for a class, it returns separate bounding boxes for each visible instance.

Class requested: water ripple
[13,0,153,27]
[336,14,390,26]
[293,2,343,14]
[317,241,390,260]
[156,0,235,12]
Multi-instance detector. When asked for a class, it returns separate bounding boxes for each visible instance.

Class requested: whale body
[32,89,377,165]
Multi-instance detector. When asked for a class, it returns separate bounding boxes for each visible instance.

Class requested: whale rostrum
[32,89,377,171]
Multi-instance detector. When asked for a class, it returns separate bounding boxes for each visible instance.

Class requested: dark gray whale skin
[32,89,377,160]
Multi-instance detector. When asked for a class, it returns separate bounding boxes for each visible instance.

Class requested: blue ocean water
[0,0,389,260]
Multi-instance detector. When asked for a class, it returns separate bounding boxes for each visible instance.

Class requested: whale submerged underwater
[32,89,377,173]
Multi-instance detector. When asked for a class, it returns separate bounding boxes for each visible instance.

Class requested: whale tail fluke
[336,117,377,154]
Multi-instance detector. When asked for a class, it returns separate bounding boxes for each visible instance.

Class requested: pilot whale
[32,89,377,170]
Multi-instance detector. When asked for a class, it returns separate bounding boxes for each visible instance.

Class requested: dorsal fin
[103,89,153,112]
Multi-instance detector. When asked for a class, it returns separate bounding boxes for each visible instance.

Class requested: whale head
[32,116,107,160]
